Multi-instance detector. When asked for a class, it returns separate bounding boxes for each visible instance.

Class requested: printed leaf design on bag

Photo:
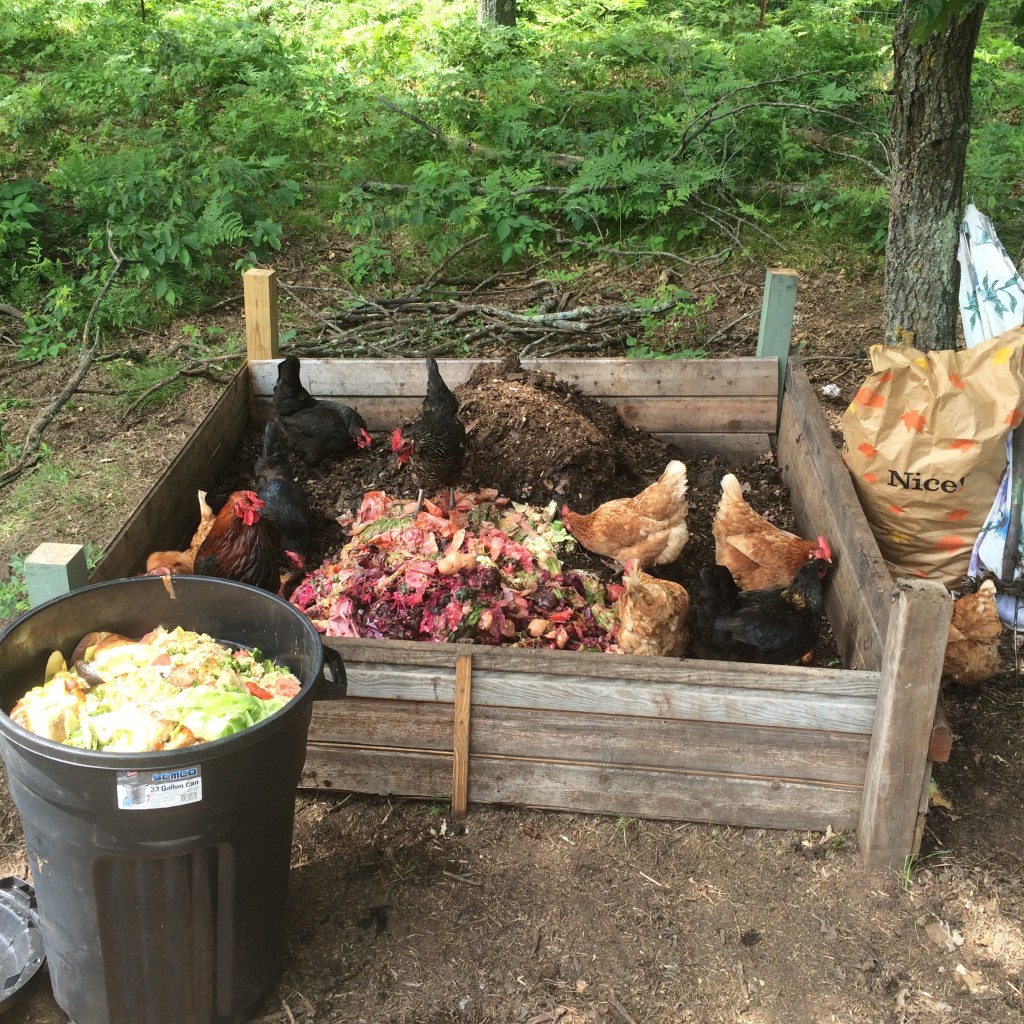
[891,530,912,545]
[946,508,971,522]
[854,386,886,408]
[1006,408,1024,429]
[935,535,968,552]
[888,504,906,515]
[863,471,878,484]
[949,374,967,390]
[858,442,879,459]
[901,409,927,433]
[992,346,1015,366]
[949,439,976,453]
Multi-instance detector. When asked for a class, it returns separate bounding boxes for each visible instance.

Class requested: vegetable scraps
[290,490,621,651]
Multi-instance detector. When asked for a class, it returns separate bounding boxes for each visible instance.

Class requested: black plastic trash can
[0,576,340,1024]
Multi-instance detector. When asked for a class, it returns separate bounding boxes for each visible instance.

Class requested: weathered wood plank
[250,394,778,435]
[451,654,472,819]
[776,356,893,671]
[859,579,952,868]
[299,748,861,830]
[248,357,779,400]
[307,699,871,785]
[91,365,252,581]
[319,646,877,734]
[324,637,878,696]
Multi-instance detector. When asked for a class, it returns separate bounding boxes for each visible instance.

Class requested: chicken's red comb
[234,490,264,527]
[357,427,373,449]
[390,427,404,453]
[812,536,832,562]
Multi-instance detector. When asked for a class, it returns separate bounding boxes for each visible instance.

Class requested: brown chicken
[192,490,282,593]
[713,472,831,590]
[561,460,689,568]
[943,578,1002,686]
[616,559,691,657]
[697,557,831,665]
[392,357,466,513]
[144,490,215,576]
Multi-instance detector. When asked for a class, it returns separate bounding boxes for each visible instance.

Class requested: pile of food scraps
[289,489,622,652]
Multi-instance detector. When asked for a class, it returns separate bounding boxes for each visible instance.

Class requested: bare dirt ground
[1,258,1023,1024]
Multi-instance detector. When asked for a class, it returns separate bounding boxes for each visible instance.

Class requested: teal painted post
[755,268,800,430]
[25,542,90,607]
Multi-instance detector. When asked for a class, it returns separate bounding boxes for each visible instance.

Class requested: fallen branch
[0,230,125,491]
[0,303,26,323]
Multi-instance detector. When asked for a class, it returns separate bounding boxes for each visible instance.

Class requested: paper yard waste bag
[842,326,1024,584]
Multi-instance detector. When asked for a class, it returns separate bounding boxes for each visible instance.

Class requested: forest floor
[1,254,1022,1024]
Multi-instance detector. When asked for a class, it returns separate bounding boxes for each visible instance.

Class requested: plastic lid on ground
[0,877,46,1014]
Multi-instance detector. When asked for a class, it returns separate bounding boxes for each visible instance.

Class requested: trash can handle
[314,644,347,700]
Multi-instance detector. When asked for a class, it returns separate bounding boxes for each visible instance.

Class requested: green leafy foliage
[2,0,1022,355]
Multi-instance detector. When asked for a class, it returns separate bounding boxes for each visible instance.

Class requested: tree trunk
[478,0,517,27]
[883,3,985,349]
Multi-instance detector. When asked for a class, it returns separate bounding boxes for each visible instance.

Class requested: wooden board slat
[250,395,777,435]
[299,748,861,830]
[339,665,876,732]
[248,357,779,400]
[307,699,871,785]
[859,579,952,868]
[776,356,893,671]
[324,637,878,696]
[451,654,472,819]
[91,365,252,582]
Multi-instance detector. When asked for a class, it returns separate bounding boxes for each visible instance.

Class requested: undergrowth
[0,0,1021,353]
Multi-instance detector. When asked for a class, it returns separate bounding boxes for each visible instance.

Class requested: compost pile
[290,489,620,650]
[225,357,813,659]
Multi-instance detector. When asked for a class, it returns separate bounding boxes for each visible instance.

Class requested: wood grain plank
[248,357,779,400]
[91,365,251,582]
[777,357,893,671]
[324,637,879,696]
[318,648,877,733]
[451,654,473,819]
[859,580,952,868]
[250,394,777,435]
[307,699,871,785]
[299,747,861,830]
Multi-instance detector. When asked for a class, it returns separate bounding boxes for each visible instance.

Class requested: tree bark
[478,0,517,27]
[883,3,985,349]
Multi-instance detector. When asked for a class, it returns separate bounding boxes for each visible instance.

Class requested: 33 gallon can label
[116,767,203,809]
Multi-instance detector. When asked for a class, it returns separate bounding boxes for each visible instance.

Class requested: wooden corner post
[243,267,280,361]
[756,268,799,429]
[859,579,952,869]
[451,654,474,820]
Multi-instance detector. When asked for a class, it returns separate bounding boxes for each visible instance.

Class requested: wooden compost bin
[85,270,953,869]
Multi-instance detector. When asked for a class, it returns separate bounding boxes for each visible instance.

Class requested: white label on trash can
[116,767,203,809]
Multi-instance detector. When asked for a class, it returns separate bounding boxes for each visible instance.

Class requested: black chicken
[391,357,466,513]
[254,419,313,573]
[696,557,830,664]
[272,354,372,469]
[692,564,741,649]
